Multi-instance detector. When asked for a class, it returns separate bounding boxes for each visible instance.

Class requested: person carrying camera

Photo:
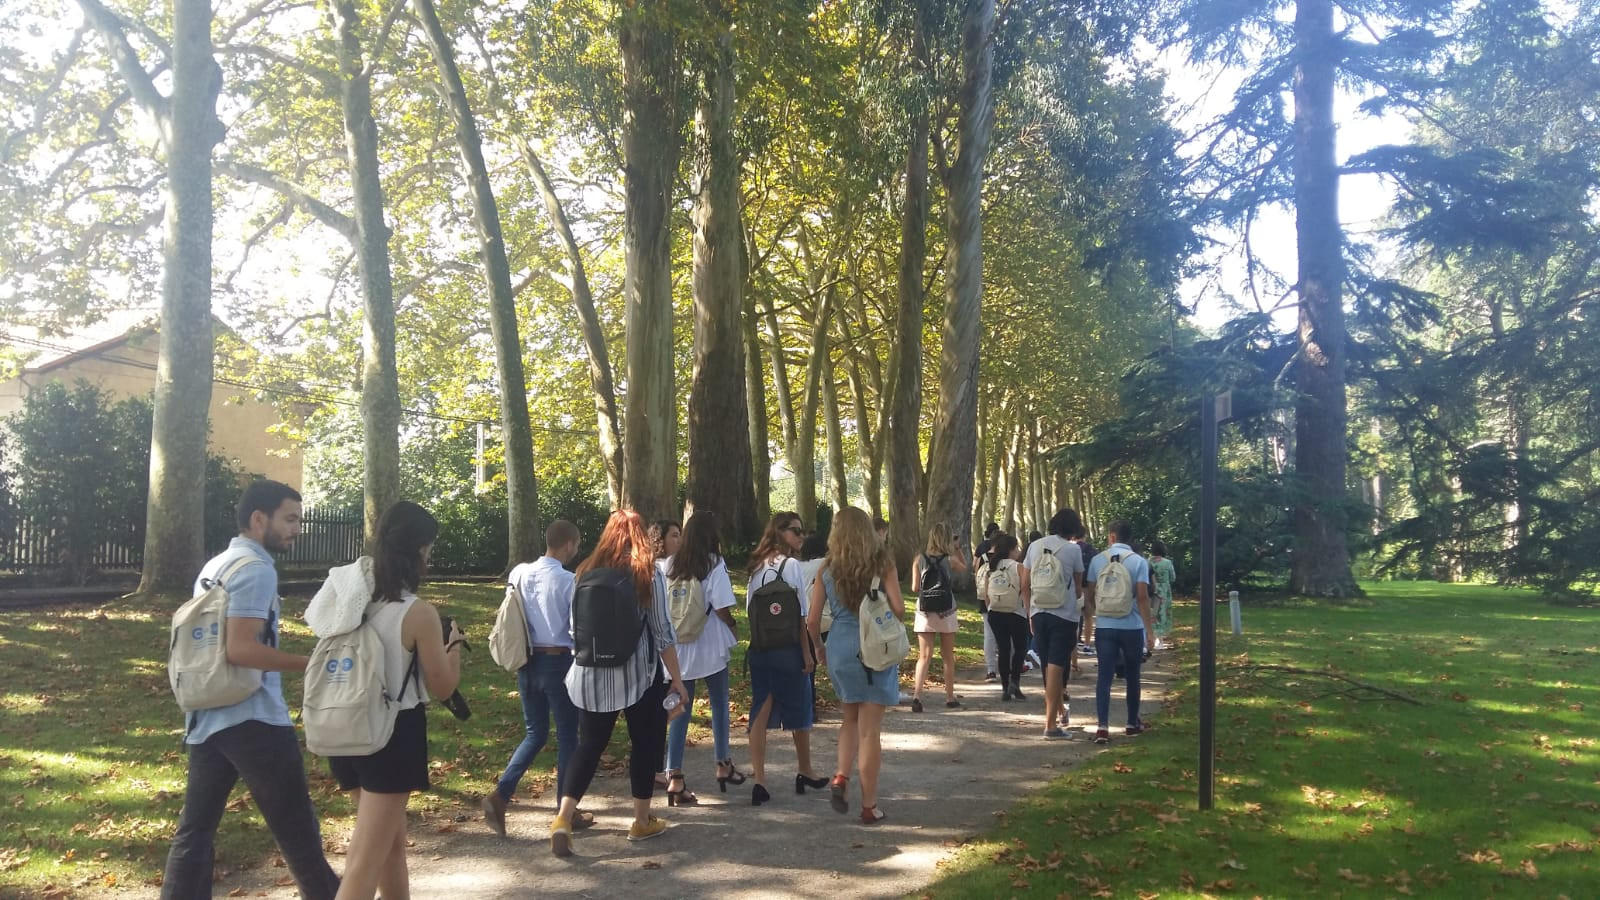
[326,501,464,899]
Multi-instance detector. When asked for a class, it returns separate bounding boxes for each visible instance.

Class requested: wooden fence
[0,504,363,573]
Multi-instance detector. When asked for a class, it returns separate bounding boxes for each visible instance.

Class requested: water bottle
[663,690,682,712]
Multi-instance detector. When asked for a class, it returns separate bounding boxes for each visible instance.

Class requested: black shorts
[1031,614,1080,669]
[329,705,430,794]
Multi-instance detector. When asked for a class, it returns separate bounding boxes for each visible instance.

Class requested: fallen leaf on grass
[1337,868,1372,886]
[1459,849,1503,865]
[1498,859,1538,879]
[1218,858,1245,871]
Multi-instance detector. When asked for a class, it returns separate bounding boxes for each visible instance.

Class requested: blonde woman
[909,522,967,712]
[807,507,905,825]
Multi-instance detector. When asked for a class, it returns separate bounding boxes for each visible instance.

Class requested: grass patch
[922,581,1600,897]
[0,576,987,896]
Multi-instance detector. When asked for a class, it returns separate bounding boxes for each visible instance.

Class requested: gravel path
[115,652,1174,899]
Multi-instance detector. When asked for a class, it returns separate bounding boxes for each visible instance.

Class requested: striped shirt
[564,569,677,713]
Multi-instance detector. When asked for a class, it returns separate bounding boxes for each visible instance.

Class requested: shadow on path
[112,651,1175,899]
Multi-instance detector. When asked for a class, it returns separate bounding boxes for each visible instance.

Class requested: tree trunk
[326,0,402,552]
[923,0,994,546]
[973,390,990,528]
[105,0,221,594]
[742,290,772,524]
[1288,0,1357,598]
[793,284,834,527]
[413,0,540,565]
[520,142,624,508]
[887,96,929,575]
[619,8,684,521]
[1030,417,1046,526]
[685,12,759,542]
[822,348,849,510]
[840,321,881,519]
[1002,423,1022,533]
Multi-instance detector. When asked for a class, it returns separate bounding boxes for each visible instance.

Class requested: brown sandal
[860,804,886,825]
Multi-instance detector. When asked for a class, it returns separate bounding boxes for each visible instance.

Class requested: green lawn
[922,582,1600,897]
[0,577,974,896]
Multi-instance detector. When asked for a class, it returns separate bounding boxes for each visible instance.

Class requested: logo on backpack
[168,556,266,713]
[1096,552,1136,618]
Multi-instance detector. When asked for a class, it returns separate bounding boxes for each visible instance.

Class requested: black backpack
[917,554,955,614]
[748,559,802,653]
[572,567,645,667]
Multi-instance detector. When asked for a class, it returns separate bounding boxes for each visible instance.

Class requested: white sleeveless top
[367,593,429,709]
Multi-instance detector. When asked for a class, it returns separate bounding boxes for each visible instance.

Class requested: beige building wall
[0,331,302,487]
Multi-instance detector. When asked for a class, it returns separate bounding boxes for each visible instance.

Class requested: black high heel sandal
[716,758,747,792]
[795,774,829,794]
[752,783,771,806]
[666,770,698,807]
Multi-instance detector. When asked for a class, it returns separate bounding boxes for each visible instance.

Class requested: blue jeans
[665,666,731,771]
[163,720,339,900]
[1095,627,1145,728]
[495,652,579,802]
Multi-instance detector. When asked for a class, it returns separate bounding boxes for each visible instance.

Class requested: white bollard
[1228,589,1242,635]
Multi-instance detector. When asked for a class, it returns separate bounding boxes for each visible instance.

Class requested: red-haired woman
[551,510,689,857]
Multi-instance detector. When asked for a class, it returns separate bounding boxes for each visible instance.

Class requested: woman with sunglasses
[744,512,828,805]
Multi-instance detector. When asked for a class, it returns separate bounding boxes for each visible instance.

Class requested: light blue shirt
[186,537,292,744]
[1087,542,1150,631]
[510,556,576,650]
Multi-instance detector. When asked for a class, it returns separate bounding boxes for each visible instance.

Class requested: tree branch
[74,0,170,141]
[215,158,357,241]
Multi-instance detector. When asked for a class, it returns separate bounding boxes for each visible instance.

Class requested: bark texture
[329,0,401,550]
[521,143,624,509]
[620,9,684,521]
[887,89,930,575]
[742,289,772,523]
[924,0,995,548]
[686,13,760,541]
[1289,0,1358,597]
[822,349,849,509]
[414,0,540,564]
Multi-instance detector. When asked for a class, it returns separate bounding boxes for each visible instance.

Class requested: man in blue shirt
[482,519,590,836]
[162,480,338,899]
[1084,520,1155,746]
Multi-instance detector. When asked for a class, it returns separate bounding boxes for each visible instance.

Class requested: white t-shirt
[658,556,737,681]
[1023,534,1086,623]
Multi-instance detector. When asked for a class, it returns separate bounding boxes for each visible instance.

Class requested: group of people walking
[484,504,906,851]
[159,476,1174,899]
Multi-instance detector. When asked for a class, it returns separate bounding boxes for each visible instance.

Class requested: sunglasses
[785,525,806,536]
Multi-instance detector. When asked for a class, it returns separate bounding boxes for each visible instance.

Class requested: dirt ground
[113,652,1173,900]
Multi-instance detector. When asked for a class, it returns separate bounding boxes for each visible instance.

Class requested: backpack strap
[203,554,262,592]
[756,555,788,590]
[396,649,420,705]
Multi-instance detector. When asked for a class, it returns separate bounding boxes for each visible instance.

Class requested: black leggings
[987,612,1029,683]
[564,678,669,802]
